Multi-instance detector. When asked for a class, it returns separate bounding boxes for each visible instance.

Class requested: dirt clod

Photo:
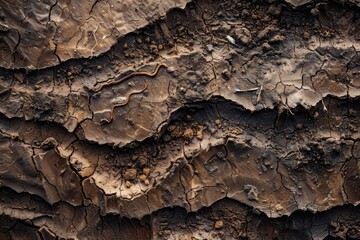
[124,169,137,181]
[182,128,194,139]
[125,181,132,188]
[214,119,222,128]
[143,168,150,176]
[139,174,147,182]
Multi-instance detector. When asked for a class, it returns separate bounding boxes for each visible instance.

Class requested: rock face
[0,0,360,239]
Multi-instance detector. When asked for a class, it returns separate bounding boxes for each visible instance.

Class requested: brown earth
[0,0,360,239]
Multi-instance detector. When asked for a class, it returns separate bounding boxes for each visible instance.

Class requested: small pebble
[214,220,224,229]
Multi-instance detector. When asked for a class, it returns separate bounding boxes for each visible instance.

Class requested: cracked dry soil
[0,0,360,239]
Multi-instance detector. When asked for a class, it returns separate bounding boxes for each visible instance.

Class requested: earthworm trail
[95,63,167,124]
[94,63,167,92]
[100,84,148,124]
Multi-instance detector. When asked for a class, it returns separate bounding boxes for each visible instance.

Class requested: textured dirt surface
[0,0,360,239]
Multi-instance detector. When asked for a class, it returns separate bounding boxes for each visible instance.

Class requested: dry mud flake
[1,0,360,239]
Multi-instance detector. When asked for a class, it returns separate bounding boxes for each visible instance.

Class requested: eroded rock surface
[0,0,360,239]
